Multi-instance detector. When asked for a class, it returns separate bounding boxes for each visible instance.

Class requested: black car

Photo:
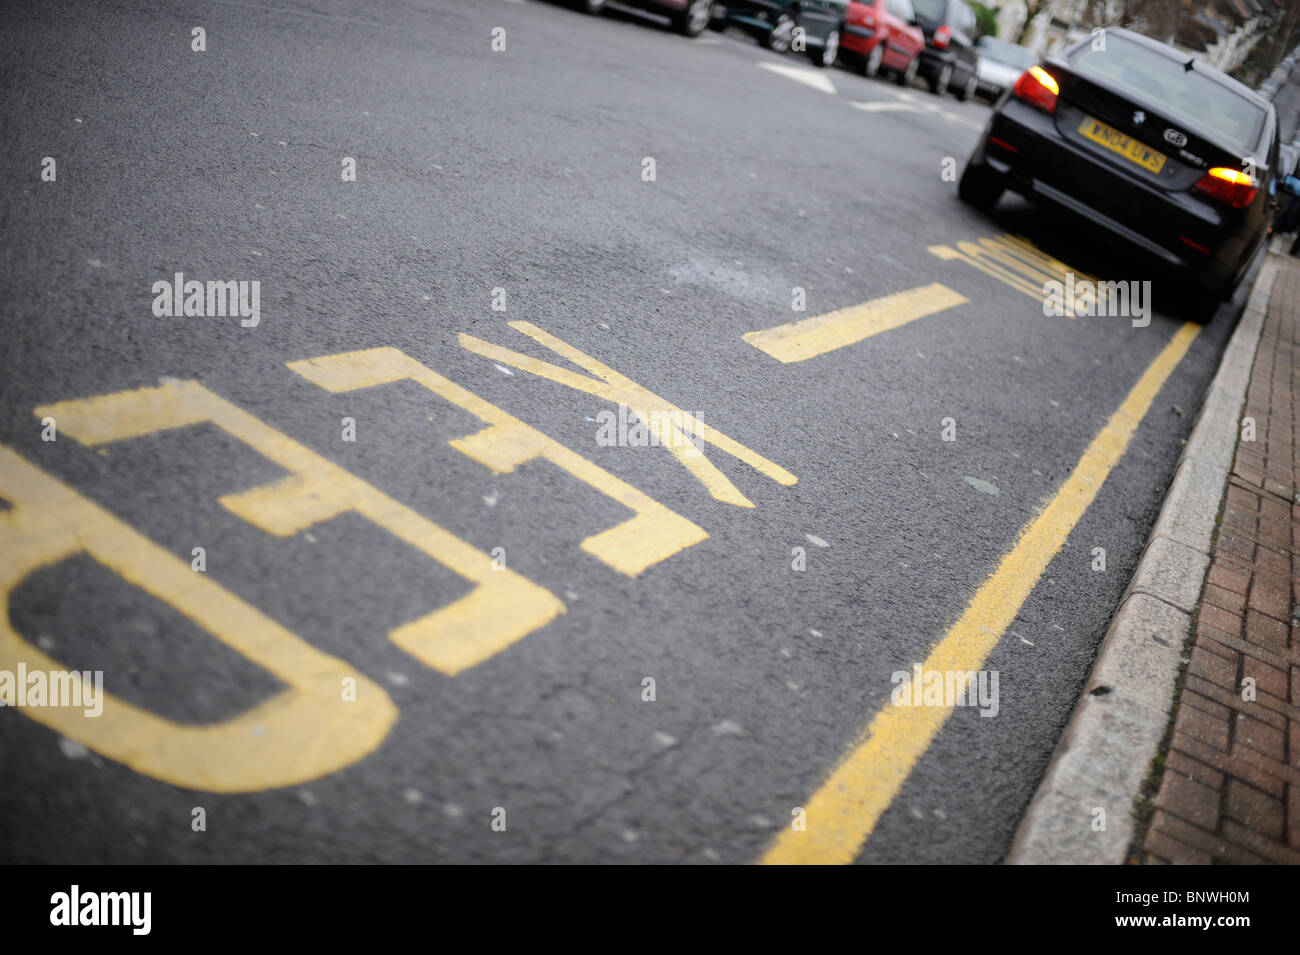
[911,0,979,98]
[958,28,1277,305]
[724,0,846,66]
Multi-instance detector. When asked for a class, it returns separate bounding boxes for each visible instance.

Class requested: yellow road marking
[37,380,563,676]
[286,347,708,577]
[459,321,797,509]
[929,234,1104,317]
[0,444,397,793]
[761,322,1200,864]
[742,283,969,363]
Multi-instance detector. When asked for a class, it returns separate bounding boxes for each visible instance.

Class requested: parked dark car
[577,0,715,36]
[724,0,847,66]
[840,0,926,85]
[958,28,1278,306]
[973,35,1036,101]
[912,0,980,98]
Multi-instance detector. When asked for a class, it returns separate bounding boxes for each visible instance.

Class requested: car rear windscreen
[1070,34,1265,150]
[912,0,947,21]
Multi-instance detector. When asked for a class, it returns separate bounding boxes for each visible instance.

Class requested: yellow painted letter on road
[743,283,968,363]
[458,321,796,509]
[0,445,396,792]
[286,347,707,577]
[36,381,563,676]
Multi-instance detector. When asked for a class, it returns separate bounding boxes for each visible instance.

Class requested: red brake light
[1194,167,1258,209]
[1012,65,1058,114]
[933,25,951,49]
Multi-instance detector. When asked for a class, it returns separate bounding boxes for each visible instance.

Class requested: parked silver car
[972,34,1036,101]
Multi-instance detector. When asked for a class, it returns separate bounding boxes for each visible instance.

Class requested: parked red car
[840,0,925,84]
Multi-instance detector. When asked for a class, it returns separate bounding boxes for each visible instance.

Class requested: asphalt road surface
[0,0,1274,863]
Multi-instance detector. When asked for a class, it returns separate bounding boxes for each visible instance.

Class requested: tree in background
[1016,0,1054,42]
[970,0,1000,36]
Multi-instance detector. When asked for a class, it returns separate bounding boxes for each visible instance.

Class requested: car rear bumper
[970,99,1255,291]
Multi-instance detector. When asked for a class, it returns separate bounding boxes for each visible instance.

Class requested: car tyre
[929,61,952,95]
[673,0,713,36]
[958,67,978,101]
[763,13,795,52]
[861,41,885,77]
[812,27,840,67]
[958,161,1003,211]
[897,53,919,87]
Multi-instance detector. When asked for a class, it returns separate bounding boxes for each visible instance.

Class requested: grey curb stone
[1006,594,1191,864]
[1127,536,1210,614]
[1148,457,1229,555]
[1006,255,1279,865]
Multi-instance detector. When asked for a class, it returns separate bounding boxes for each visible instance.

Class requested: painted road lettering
[35,381,563,676]
[929,234,1103,316]
[459,321,797,508]
[743,283,969,363]
[0,444,396,792]
[286,347,708,577]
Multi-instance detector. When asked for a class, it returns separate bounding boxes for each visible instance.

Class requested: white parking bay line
[756,61,837,95]
[850,101,918,113]
[848,99,983,131]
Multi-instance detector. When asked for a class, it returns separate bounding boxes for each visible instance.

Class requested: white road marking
[756,61,837,95]
[848,98,983,130]
[850,101,918,113]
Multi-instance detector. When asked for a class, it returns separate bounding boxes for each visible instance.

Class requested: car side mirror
[1285,175,1300,198]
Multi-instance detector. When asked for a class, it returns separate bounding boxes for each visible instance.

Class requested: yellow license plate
[1078,116,1167,174]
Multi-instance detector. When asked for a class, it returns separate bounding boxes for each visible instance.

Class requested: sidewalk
[1135,254,1300,864]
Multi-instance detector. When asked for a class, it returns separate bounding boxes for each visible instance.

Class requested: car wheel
[673,0,713,36]
[958,68,978,101]
[763,13,795,52]
[1181,285,1223,322]
[929,61,952,95]
[957,161,1003,211]
[812,27,840,67]
[897,53,919,87]
[862,40,884,77]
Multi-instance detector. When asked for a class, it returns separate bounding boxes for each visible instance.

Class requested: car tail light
[933,25,951,49]
[1012,65,1058,113]
[1194,167,1258,209]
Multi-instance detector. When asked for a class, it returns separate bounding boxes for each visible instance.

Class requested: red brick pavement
[1139,254,1300,864]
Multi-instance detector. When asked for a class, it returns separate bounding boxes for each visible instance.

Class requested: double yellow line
[762,322,1200,864]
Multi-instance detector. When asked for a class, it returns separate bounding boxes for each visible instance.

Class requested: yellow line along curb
[761,321,1200,865]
